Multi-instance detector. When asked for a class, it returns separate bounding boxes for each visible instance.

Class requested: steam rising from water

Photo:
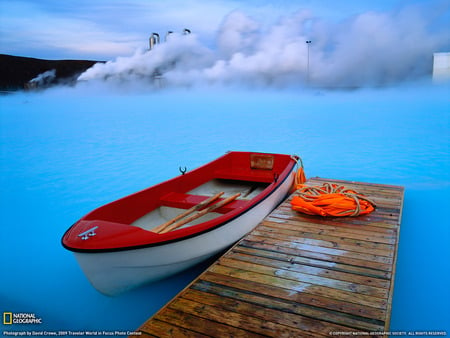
[78,5,449,88]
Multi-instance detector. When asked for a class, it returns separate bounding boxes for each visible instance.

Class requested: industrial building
[432,52,450,82]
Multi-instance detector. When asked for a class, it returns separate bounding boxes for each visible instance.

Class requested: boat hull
[73,170,294,296]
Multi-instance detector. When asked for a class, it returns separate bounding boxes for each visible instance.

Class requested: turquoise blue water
[1,83,449,333]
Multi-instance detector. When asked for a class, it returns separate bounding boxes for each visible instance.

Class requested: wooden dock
[135,177,404,337]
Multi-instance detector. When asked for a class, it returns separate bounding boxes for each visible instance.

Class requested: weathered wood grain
[200,271,388,321]
[227,251,391,289]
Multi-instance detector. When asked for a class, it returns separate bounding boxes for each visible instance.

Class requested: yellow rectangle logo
[3,312,12,325]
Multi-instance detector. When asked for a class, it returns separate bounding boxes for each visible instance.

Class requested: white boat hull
[73,172,294,296]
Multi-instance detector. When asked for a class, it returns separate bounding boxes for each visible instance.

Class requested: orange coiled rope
[291,155,306,187]
[291,182,376,217]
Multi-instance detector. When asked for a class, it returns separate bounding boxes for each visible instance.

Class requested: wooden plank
[254,225,395,256]
[251,228,395,257]
[140,318,209,338]
[217,257,389,300]
[269,210,401,230]
[148,308,259,338]
[263,217,398,243]
[200,271,387,321]
[188,282,385,332]
[382,184,404,332]
[134,178,404,338]
[169,297,321,337]
[232,245,392,280]
[182,288,383,333]
[209,264,387,309]
[307,177,404,191]
[269,207,401,229]
[228,251,391,289]
[239,239,393,272]
[243,234,393,265]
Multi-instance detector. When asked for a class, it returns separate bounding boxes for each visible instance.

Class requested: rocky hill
[0,54,102,91]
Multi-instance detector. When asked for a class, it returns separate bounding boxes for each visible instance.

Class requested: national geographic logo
[3,312,42,325]
[3,312,12,325]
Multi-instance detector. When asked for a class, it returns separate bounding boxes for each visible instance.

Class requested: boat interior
[131,178,270,232]
[75,153,294,237]
[62,152,296,251]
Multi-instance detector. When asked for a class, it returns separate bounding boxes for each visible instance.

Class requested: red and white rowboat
[62,152,297,296]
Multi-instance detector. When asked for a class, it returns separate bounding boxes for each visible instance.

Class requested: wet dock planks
[136,177,404,337]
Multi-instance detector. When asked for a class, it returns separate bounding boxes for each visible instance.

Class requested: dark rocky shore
[0,54,102,91]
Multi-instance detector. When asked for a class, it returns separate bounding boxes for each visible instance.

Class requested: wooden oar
[152,191,224,233]
[159,192,241,234]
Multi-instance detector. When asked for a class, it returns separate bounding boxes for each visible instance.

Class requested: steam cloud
[78,5,450,88]
[29,69,56,87]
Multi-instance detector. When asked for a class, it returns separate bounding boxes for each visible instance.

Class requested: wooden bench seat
[160,192,249,213]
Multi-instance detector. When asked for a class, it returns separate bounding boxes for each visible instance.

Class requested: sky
[1,0,449,61]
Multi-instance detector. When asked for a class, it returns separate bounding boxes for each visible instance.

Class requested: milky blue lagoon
[1,83,449,333]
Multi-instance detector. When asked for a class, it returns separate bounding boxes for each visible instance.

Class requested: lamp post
[306,40,311,85]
